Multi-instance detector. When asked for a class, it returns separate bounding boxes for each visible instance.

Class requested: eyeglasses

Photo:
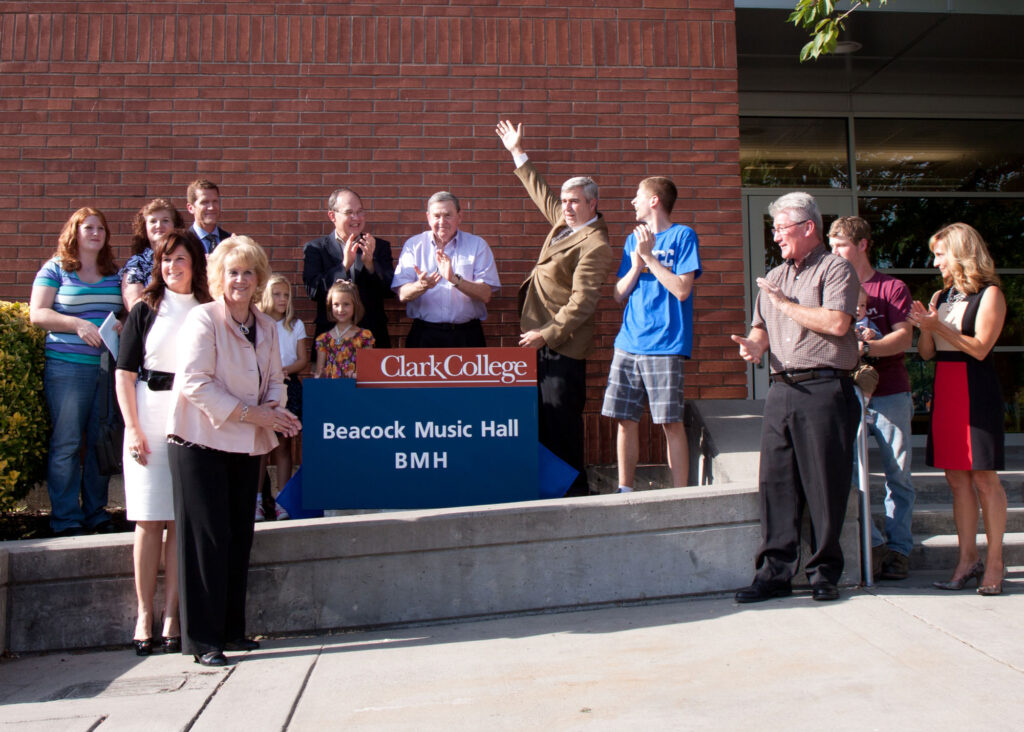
[770,220,809,236]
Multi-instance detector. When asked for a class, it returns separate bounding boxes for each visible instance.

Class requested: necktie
[205,234,216,253]
[551,226,573,244]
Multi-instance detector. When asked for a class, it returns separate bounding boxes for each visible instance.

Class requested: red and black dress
[926,286,1004,471]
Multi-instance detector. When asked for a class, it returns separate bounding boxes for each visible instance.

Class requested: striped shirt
[33,258,123,365]
[752,244,859,373]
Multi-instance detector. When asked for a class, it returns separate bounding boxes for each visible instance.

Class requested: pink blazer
[168,298,286,455]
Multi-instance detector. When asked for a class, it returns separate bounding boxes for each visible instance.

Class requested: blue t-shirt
[613,223,701,356]
[33,258,123,365]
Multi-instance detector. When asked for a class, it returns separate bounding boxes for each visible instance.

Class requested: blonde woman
[168,236,300,666]
[909,223,1007,595]
[254,274,308,520]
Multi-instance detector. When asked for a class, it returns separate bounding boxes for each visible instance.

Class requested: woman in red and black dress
[910,223,1007,595]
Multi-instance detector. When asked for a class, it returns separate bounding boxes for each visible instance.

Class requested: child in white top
[254,274,308,521]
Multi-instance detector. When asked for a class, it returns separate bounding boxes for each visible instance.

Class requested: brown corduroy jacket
[514,161,614,360]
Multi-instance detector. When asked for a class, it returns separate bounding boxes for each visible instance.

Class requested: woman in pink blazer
[168,235,300,667]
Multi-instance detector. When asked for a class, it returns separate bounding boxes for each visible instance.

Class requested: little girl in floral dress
[314,280,375,379]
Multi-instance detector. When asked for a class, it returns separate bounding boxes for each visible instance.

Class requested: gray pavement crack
[282,646,323,730]
[182,666,235,731]
[866,587,1024,675]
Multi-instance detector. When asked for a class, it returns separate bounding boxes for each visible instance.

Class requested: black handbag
[95,349,124,476]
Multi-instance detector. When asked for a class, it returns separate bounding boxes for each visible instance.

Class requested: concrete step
[872,504,1024,536]
[864,469,1024,506]
[909,532,1024,572]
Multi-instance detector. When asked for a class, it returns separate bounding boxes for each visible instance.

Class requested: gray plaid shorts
[601,349,686,423]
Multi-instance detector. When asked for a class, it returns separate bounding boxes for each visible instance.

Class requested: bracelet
[240,404,250,423]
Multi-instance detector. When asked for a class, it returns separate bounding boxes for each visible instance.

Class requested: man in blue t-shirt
[601,177,702,492]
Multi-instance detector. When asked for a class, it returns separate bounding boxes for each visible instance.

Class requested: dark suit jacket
[514,161,614,360]
[302,232,394,347]
[191,224,232,254]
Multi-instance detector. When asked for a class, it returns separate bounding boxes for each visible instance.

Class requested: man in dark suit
[186,179,231,254]
[302,187,394,346]
[496,120,615,496]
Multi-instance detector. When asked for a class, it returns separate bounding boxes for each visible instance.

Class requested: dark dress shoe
[225,638,260,651]
[52,526,85,538]
[735,580,792,604]
[90,521,116,535]
[194,651,228,667]
[161,636,181,654]
[811,582,840,602]
[133,638,153,656]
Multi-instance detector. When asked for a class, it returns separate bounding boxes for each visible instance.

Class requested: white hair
[769,191,822,238]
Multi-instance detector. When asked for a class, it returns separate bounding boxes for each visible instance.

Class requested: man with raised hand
[496,119,614,497]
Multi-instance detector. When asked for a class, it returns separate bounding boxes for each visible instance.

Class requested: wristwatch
[454,274,464,286]
[862,342,870,357]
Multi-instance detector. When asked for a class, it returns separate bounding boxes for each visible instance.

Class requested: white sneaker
[274,502,290,521]
[255,497,265,522]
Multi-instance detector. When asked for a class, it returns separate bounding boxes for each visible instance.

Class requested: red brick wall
[0,1,745,466]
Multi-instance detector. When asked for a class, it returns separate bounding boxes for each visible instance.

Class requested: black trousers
[754,376,860,586]
[537,346,589,496]
[405,318,485,348]
[169,443,260,655]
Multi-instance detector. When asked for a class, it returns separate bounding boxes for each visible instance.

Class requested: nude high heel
[933,560,984,590]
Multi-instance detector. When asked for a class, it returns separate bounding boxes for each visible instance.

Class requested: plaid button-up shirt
[752,244,860,374]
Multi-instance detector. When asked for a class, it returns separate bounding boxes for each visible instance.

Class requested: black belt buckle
[143,370,175,391]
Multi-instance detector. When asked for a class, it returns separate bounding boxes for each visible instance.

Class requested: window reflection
[859,197,1024,269]
[856,119,1024,193]
[741,117,849,188]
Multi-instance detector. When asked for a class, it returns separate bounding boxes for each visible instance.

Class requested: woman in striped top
[30,207,123,537]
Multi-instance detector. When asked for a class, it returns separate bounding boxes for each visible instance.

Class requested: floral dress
[315,327,375,379]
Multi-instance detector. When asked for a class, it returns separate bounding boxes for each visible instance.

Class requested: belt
[770,368,851,384]
[413,318,481,332]
[139,368,175,391]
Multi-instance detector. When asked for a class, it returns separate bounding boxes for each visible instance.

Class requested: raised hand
[360,233,376,271]
[634,224,655,263]
[496,119,524,155]
[435,249,455,282]
[342,234,363,270]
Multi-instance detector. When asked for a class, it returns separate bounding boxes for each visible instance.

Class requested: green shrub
[0,300,49,512]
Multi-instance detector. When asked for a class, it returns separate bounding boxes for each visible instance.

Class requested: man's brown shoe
[879,551,910,580]
[871,544,887,578]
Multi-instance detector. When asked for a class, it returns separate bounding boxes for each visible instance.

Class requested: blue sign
[301,349,540,509]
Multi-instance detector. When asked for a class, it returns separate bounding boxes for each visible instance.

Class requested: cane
[855,387,873,586]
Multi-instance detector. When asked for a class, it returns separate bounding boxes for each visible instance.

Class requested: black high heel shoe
[133,638,153,656]
[933,560,984,590]
[162,636,181,653]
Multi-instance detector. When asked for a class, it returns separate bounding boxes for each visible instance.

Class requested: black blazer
[302,232,394,347]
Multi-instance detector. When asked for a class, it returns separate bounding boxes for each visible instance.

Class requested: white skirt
[122,383,175,521]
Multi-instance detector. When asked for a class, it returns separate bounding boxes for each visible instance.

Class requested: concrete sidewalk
[1,571,1021,731]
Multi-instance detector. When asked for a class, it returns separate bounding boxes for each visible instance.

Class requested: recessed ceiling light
[833,40,862,55]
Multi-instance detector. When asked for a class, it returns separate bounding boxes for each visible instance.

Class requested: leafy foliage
[0,301,49,511]
[789,0,888,62]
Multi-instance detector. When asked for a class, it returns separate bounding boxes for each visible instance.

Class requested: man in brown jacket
[496,120,614,496]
